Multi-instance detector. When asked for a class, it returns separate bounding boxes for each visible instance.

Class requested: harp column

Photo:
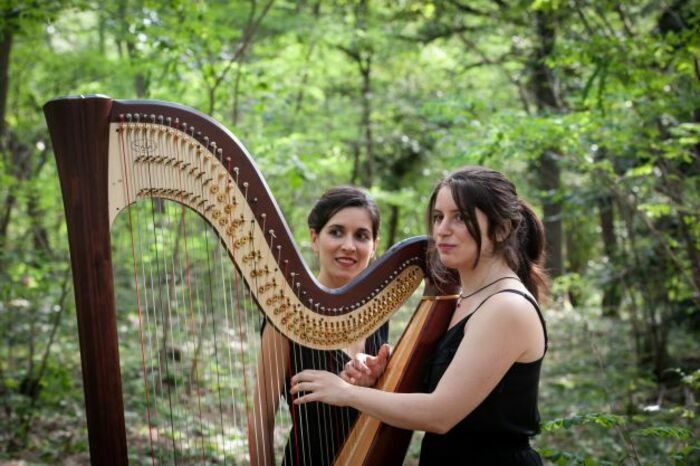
[44,95,128,465]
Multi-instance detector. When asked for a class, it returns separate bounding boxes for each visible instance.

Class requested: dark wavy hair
[426,166,549,301]
[307,186,380,239]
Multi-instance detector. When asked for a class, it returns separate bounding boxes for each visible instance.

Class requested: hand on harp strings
[340,343,392,387]
[44,95,459,466]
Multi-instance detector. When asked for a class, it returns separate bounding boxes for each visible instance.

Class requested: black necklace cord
[457,276,521,308]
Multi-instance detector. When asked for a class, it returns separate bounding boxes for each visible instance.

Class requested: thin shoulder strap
[470,289,548,351]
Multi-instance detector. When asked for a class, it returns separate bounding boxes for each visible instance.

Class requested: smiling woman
[291,166,550,466]
[311,206,376,289]
[249,186,389,466]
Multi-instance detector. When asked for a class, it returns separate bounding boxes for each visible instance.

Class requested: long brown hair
[426,166,549,301]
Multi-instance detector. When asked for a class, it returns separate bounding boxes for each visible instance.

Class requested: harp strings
[178,205,207,461]
[167,124,203,457]
[170,130,207,461]
[114,118,390,465]
[117,120,158,463]
[113,121,285,463]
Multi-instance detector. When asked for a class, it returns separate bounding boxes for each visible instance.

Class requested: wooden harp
[43,95,458,465]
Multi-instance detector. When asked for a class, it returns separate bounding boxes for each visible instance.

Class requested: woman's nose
[436,218,451,236]
[341,235,356,251]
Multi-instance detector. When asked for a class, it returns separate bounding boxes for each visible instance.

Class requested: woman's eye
[432,214,443,224]
[355,232,371,242]
[328,228,343,237]
[456,213,465,223]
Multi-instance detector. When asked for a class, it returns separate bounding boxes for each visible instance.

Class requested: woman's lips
[437,244,456,253]
[335,257,357,267]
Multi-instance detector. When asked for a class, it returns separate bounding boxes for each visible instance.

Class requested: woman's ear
[310,228,319,252]
[372,237,380,258]
[494,222,513,243]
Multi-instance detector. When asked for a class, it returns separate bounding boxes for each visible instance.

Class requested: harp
[43,95,458,465]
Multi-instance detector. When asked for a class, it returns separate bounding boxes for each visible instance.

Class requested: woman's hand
[341,343,391,387]
[290,370,354,407]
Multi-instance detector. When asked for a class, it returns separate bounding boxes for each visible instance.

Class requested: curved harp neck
[46,95,430,350]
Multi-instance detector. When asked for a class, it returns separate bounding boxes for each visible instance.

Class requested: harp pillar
[44,95,128,465]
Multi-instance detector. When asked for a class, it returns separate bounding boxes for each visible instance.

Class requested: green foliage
[543,413,627,431]
[631,425,691,440]
[1,0,699,463]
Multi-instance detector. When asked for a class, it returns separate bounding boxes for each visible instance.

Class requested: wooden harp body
[43,95,458,465]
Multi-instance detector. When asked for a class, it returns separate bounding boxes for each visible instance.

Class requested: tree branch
[209,0,275,115]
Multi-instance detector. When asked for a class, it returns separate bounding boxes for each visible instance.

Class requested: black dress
[419,290,547,466]
[275,321,389,466]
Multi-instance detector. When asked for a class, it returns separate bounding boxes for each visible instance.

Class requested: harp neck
[45,94,431,350]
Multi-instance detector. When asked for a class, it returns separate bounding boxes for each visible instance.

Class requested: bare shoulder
[468,290,541,330]
[466,290,545,361]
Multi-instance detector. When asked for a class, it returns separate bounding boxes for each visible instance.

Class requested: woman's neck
[457,258,516,296]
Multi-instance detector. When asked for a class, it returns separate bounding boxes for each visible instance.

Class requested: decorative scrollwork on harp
[44,95,458,466]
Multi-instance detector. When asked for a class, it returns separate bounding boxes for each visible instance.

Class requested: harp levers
[44,95,458,465]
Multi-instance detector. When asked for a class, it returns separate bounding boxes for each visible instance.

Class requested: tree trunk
[385,205,399,252]
[529,10,564,277]
[350,142,360,185]
[0,31,12,143]
[125,41,147,98]
[598,192,622,316]
[597,148,622,316]
[360,59,373,187]
[118,0,147,98]
[538,150,563,277]
[0,30,13,269]
[232,64,242,125]
[27,193,51,258]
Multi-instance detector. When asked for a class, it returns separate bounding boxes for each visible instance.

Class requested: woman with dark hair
[291,166,549,465]
[250,186,391,466]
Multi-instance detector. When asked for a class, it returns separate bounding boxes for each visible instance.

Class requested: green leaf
[543,412,627,431]
[631,426,691,440]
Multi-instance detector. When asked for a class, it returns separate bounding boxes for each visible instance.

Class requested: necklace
[457,276,520,307]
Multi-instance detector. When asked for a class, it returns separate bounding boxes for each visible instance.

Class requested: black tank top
[419,289,547,464]
[275,321,389,466]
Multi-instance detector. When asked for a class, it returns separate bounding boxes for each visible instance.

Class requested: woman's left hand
[290,370,353,407]
[341,343,391,387]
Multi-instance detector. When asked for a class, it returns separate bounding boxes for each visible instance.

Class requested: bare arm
[250,324,290,466]
[291,294,544,433]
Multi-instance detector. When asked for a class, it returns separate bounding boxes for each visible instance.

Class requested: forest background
[1,0,699,464]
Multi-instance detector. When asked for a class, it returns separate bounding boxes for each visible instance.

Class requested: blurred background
[0,1,698,464]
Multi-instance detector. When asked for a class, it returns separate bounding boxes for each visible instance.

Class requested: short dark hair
[307,186,380,239]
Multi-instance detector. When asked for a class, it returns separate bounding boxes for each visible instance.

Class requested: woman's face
[431,186,491,272]
[311,207,376,289]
